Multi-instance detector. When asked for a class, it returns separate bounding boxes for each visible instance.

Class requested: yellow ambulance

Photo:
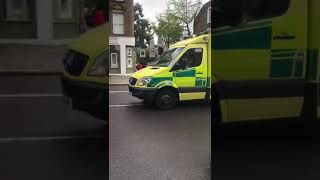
[129,33,211,110]
[211,0,320,126]
[130,0,320,127]
[61,24,108,120]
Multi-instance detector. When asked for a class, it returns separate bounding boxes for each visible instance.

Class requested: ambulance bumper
[128,86,157,102]
[61,76,107,119]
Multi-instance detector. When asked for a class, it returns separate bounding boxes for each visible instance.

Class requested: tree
[134,3,153,48]
[153,11,184,47]
[168,0,202,36]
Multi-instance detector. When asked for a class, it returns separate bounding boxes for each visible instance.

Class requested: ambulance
[61,24,108,120]
[129,33,212,110]
[130,0,320,126]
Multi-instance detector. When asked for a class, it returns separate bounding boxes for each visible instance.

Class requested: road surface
[0,74,107,180]
[109,85,211,180]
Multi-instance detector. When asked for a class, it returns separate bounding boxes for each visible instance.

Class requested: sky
[134,0,211,23]
[134,0,169,23]
[134,0,211,44]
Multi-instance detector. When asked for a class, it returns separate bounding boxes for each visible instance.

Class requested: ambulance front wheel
[154,88,178,110]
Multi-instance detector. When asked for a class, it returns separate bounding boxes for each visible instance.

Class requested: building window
[127,47,132,57]
[5,0,31,21]
[110,45,120,69]
[140,49,146,57]
[112,13,124,34]
[127,58,132,68]
[55,0,73,19]
[111,53,119,68]
[207,6,211,24]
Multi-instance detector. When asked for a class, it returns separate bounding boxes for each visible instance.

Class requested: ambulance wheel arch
[154,86,180,110]
[154,80,179,89]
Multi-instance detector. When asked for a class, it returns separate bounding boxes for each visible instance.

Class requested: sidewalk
[109,75,130,85]
[0,44,67,75]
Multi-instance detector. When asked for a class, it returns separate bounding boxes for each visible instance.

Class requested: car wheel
[155,89,178,110]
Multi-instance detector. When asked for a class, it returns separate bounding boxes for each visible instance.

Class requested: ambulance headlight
[137,76,153,86]
[88,51,108,76]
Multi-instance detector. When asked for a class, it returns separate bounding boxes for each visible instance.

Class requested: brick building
[109,0,135,75]
[193,1,211,34]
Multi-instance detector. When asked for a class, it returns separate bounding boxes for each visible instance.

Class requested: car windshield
[152,48,184,67]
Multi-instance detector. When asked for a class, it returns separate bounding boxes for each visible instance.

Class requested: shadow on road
[67,123,108,138]
[135,100,211,111]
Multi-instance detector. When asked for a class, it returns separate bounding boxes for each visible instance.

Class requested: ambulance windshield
[153,48,184,67]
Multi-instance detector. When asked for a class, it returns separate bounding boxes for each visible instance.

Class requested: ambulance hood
[68,24,107,58]
[132,66,169,79]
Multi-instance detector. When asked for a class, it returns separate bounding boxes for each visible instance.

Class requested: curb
[0,70,62,76]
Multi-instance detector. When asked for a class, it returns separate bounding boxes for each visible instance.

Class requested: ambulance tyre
[154,88,178,110]
[142,100,153,106]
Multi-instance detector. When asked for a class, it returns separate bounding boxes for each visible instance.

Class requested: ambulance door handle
[196,72,203,74]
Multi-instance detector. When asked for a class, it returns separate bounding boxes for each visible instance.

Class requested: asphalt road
[4,75,320,180]
[110,85,320,180]
[0,75,107,180]
[109,85,211,180]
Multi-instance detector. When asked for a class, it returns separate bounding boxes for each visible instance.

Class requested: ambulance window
[154,48,184,67]
[213,0,290,28]
[243,0,290,21]
[213,0,243,28]
[180,48,203,68]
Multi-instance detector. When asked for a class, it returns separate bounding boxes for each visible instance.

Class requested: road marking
[0,135,104,143]
[0,93,62,98]
[109,104,143,107]
[109,91,129,93]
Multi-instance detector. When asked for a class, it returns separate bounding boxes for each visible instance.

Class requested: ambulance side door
[171,44,208,100]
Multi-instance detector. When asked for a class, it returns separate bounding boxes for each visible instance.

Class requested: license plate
[62,96,73,108]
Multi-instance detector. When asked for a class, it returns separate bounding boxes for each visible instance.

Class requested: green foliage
[134,3,153,48]
[168,0,202,36]
[153,11,184,47]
